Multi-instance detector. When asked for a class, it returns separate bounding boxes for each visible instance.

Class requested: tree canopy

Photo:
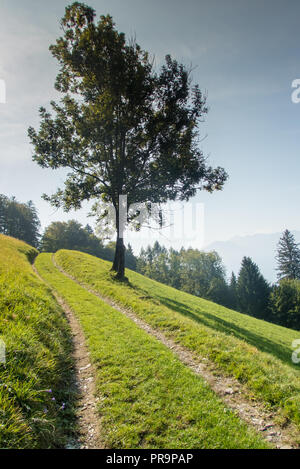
[28,2,227,278]
[40,220,113,259]
[236,256,270,319]
[137,242,231,306]
[269,279,300,330]
[0,194,40,247]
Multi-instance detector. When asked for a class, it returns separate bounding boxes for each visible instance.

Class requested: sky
[1,0,300,252]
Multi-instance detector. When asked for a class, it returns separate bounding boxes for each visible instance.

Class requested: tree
[22,200,41,248]
[236,257,270,319]
[0,194,40,247]
[125,243,137,271]
[84,224,94,235]
[0,195,7,233]
[168,248,182,290]
[228,271,237,310]
[40,219,113,259]
[180,249,228,302]
[40,219,137,267]
[40,220,87,252]
[28,2,227,279]
[269,279,300,330]
[276,229,300,281]
[137,243,230,306]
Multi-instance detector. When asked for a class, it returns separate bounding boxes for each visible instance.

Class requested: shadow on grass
[154,294,298,368]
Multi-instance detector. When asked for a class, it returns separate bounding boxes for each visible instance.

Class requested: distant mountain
[204,231,300,283]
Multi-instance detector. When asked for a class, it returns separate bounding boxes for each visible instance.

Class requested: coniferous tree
[22,201,41,248]
[0,194,40,247]
[236,257,270,319]
[228,272,237,310]
[125,244,137,271]
[84,224,94,235]
[136,247,147,273]
[168,249,182,289]
[276,229,300,281]
[0,195,7,233]
[269,279,300,330]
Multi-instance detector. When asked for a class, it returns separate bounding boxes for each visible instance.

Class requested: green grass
[36,253,269,449]
[55,249,300,429]
[0,235,75,449]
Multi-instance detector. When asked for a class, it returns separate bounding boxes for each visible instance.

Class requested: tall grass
[0,235,75,448]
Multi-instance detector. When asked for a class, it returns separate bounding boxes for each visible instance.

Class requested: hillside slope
[1,237,299,448]
[54,250,300,430]
[36,252,269,449]
[0,235,75,448]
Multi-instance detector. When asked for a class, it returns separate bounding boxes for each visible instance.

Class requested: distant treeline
[40,219,137,270]
[137,243,232,306]
[0,194,136,269]
[137,242,270,316]
[41,220,114,261]
[1,193,299,331]
[136,233,300,331]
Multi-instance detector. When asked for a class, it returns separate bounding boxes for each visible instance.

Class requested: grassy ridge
[55,250,300,428]
[0,235,75,448]
[36,253,268,448]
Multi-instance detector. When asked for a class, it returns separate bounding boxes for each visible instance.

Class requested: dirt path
[33,264,103,449]
[52,256,300,449]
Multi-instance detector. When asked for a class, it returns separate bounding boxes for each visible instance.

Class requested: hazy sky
[1,0,300,250]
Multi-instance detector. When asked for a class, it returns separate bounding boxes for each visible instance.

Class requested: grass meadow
[55,249,300,429]
[35,252,269,449]
[0,235,75,448]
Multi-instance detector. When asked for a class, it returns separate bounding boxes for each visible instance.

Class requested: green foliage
[0,195,40,247]
[137,242,231,306]
[125,243,137,271]
[0,235,75,448]
[28,2,227,277]
[269,279,300,330]
[55,249,300,429]
[228,272,238,310]
[36,252,268,449]
[40,220,113,260]
[180,249,229,305]
[236,257,270,319]
[40,220,137,269]
[276,230,300,281]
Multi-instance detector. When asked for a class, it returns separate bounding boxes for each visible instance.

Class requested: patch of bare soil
[53,257,300,449]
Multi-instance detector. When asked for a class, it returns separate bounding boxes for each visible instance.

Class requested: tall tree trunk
[111,203,126,279]
[112,235,125,279]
